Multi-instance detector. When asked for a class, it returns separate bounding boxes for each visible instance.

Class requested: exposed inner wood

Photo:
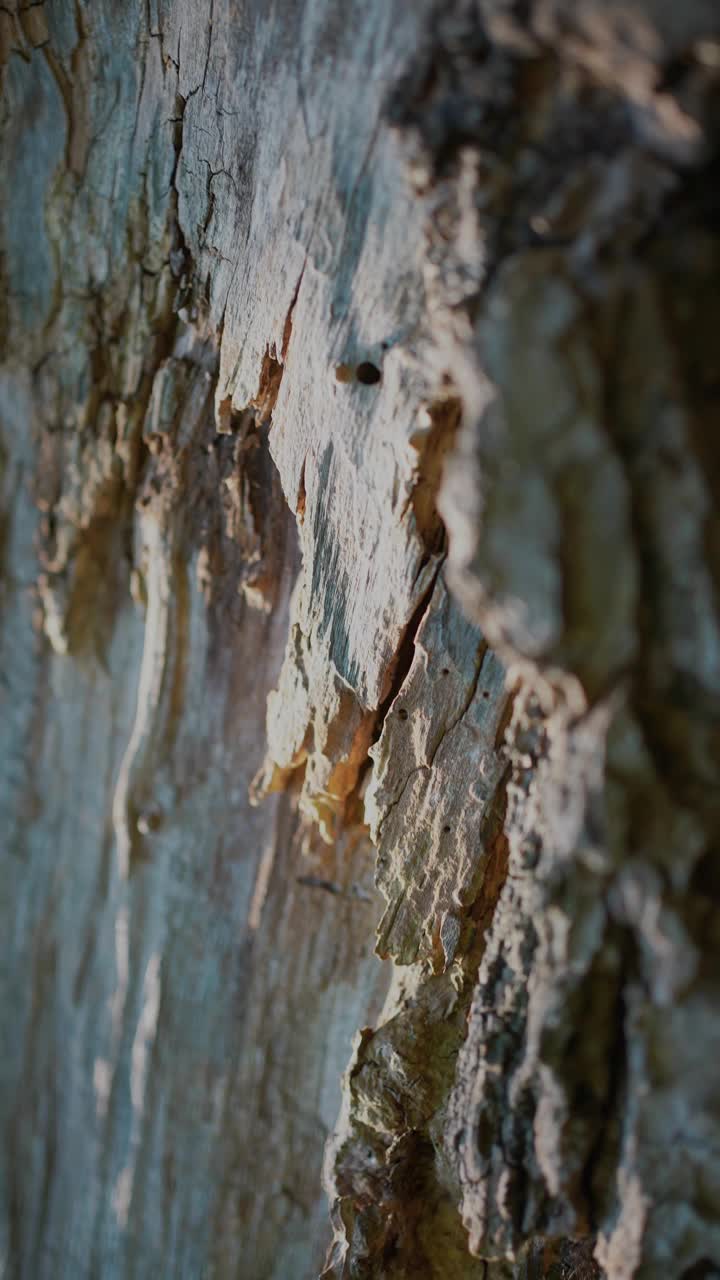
[1,1,719,1278]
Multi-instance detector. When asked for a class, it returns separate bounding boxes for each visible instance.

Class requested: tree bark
[1,2,719,1279]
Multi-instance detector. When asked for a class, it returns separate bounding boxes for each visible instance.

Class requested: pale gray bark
[1,2,719,1279]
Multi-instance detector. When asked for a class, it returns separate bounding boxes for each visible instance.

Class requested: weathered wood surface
[2,1,720,1278]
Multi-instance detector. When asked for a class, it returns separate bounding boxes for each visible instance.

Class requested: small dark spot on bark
[137,809,162,835]
[397,707,408,721]
[356,361,381,385]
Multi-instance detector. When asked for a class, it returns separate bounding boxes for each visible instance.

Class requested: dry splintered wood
[1,2,720,1279]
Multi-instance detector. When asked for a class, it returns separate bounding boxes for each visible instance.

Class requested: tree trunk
[1,1,719,1278]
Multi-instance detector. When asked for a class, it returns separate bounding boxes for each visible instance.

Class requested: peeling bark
[1,1,719,1279]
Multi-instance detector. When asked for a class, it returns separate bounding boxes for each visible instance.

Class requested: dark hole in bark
[398,707,408,720]
[356,361,381,385]
[441,667,450,675]
[443,824,451,833]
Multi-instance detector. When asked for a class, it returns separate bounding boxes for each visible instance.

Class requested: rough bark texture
[1,2,719,1279]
